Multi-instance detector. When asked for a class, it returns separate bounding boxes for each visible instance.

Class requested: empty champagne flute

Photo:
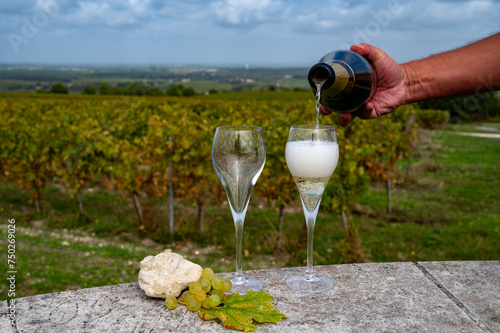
[212,126,266,294]
[285,124,339,293]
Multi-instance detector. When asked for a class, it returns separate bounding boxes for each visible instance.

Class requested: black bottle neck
[308,63,336,91]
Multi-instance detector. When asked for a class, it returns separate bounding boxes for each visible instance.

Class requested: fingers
[356,101,379,119]
[336,111,357,127]
[335,103,379,126]
[320,105,357,126]
[319,105,333,115]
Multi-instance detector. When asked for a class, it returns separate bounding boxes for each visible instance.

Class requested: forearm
[401,32,500,104]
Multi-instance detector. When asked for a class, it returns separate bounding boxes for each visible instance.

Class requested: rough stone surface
[418,261,500,332]
[2,261,498,332]
[138,252,202,299]
[0,300,14,333]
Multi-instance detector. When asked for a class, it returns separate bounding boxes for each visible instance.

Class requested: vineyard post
[168,136,174,235]
[33,182,42,215]
[78,188,84,215]
[198,202,205,234]
[386,175,392,215]
[404,112,417,181]
[341,211,349,231]
[132,191,144,226]
[277,205,284,248]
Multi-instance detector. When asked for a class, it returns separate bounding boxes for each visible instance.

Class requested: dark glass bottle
[308,50,377,113]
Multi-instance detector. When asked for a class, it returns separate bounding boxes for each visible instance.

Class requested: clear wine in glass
[212,126,266,294]
[285,124,339,293]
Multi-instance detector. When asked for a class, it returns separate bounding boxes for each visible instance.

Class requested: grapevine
[0,93,427,237]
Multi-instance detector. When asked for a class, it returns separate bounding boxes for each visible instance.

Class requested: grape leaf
[198,290,286,332]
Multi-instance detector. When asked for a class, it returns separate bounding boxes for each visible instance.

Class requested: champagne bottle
[308,50,377,113]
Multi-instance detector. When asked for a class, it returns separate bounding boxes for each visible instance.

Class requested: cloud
[211,0,288,27]
[0,0,498,64]
[156,1,211,22]
[56,0,153,28]
[386,0,499,30]
[292,1,371,35]
[0,0,36,15]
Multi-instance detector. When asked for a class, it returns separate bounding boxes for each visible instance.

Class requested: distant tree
[183,86,195,96]
[166,85,184,96]
[208,88,218,94]
[165,84,197,97]
[50,83,68,94]
[126,84,161,96]
[129,84,147,96]
[418,92,500,122]
[268,85,277,91]
[118,86,131,95]
[99,82,110,95]
[82,85,96,95]
[148,87,164,96]
[36,88,46,93]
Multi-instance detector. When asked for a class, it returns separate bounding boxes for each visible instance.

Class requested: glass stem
[302,199,320,280]
[230,199,250,284]
[234,219,244,282]
[305,216,316,279]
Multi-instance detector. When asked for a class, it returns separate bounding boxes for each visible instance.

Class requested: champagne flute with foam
[285,124,339,293]
[212,126,266,294]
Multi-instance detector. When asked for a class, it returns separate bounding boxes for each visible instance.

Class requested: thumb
[350,43,386,65]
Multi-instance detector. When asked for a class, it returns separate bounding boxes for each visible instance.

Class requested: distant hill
[0,65,310,94]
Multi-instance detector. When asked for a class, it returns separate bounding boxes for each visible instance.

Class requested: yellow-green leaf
[199,290,286,332]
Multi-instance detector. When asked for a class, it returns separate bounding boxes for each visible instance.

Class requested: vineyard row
[0,93,447,231]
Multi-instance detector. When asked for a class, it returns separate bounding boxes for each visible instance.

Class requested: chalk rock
[138,252,202,299]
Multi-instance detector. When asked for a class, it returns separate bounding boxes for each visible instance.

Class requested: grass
[354,126,500,262]
[446,122,500,133]
[1,122,499,299]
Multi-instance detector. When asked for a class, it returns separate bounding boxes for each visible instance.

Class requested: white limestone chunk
[138,252,202,299]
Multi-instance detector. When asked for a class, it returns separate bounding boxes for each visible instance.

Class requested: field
[0,65,311,94]
[1,112,499,299]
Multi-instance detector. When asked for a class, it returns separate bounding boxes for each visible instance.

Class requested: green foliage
[99,82,164,96]
[0,92,417,226]
[0,98,71,211]
[82,85,96,95]
[416,109,450,129]
[199,290,285,332]
[418,91,500,122]
[50,83,68,94]
[99,82,110,95]
[166,84,195,96]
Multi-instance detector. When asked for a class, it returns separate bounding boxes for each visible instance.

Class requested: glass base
[286,274,333,293]
[230,277,263,295]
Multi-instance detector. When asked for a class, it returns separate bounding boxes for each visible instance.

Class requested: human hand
[320,43,408,126]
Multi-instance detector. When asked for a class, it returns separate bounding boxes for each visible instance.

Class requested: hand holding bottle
[325,43,407,127]
[325,32,500,127]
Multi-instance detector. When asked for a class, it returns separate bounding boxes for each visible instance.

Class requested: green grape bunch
[165,267,232,312]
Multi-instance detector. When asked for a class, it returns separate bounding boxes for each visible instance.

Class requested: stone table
[1,261,498,332]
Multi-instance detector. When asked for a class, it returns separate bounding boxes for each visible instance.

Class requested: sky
[1,0,499,66]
